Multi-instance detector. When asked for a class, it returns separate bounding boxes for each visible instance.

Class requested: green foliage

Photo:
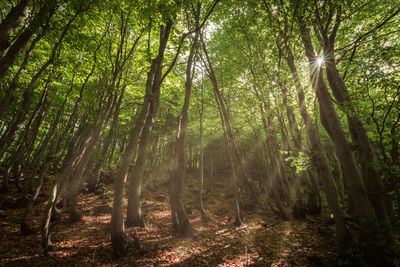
[0,0,399,262]
[286,152,311,174]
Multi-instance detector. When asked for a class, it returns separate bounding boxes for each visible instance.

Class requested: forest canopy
[0,0,399,265]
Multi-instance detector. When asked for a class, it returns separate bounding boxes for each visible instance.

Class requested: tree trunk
[259,102,290,220]
[198,81,208,222]
[299,20,376,225]
[323,41,391,225]
[111,21,172,257]
[0,0,57,78]
[23,93,65,205]
[0,0,30,54]
[125,106,154,227]
[66,79,116,220]
[332,151,345,203]
[41,173,64,252]
[248,66,292,213]
[52,33,104,171]
[0,23,48,118]
[229,153,241,226]
[278,79,320,215]
[87,87,125,192]
[296,19,388,261]
[21,161,48,234]
[0,12,77,160]
[284,40,349,255]
[66,122,107,222]
[2,81,51,193]
[66,11,139,221]
[41,43,114,247]
[202,38,260,206]
[169,10,201,236]
[209,156,214,180]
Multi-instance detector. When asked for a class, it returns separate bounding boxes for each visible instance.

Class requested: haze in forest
[0,0,399,266]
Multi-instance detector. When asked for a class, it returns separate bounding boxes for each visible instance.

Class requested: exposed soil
[0,170,336,266]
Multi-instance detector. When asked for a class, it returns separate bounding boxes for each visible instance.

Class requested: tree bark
[21,86,69,232]
[1,80,51,192]
[258,101,290,220]
[169,10,201,236]
[322,37,391,225]
[0,17,49,118]
[87,86,125,192]
[66,11,142,221]
[0,0,57,78]
[284,40,349,255]
[202,38,260,207]
[278,74,320,215]
[0,11,78,160]
[0,0,31,54]
[198,79,208,222]
[21,161,48,234]
[111,21,172,257]
[297,20,383,261]
[125,103,155,227]
[66,116,110,222]
[247,61,292,214]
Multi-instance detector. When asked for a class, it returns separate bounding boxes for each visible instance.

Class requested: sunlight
[154,245,206,266]
[2,0,395,265]
[217,250,260,266]
[316,57,324,66]
[152,210,171,219]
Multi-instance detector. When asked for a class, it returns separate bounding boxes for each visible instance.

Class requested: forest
[0,0,399,266]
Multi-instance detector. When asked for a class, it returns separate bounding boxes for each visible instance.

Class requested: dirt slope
[0,170,336,266]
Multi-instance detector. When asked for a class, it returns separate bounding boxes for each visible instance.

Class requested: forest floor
[0,170,337,266]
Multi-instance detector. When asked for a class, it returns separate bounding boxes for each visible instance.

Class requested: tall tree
[169,4,201,236]
[111,19,173,257]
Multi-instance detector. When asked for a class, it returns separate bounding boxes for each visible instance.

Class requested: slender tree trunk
[170,10,201,236]
[111,80,149,257]
[66,123,106,221]
[41,175,63,253]
[0,12,77,160]
[2,81,51,192]
[66,11,139,220]
[284,41,349,255]
[111,21,172,257]
[52,34,104,170]
[87,86,125,192]
[269,116,292,205]
[259,102,290,220]
[21,91,67,225]
[41,38,112,248]
[67,86,116,221]
[323,41,390,225]
[107,140,117,169]
[229,153,241,225]
[278,78,320,214]
[298,20,376,225]
[278,105,307,218]
[332,151,345,203]
[14,93,52,187]
[125,105,155,227]
[0,0,57,78]
[213,82,244,224]
[209,156,214,180]
[0,0,31,54]
[296,20,390,262]
[248,66,293,211]
[202,38,260,206]
[21,161,48,234]
[198,81,208,222]
[0,24,48,118]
